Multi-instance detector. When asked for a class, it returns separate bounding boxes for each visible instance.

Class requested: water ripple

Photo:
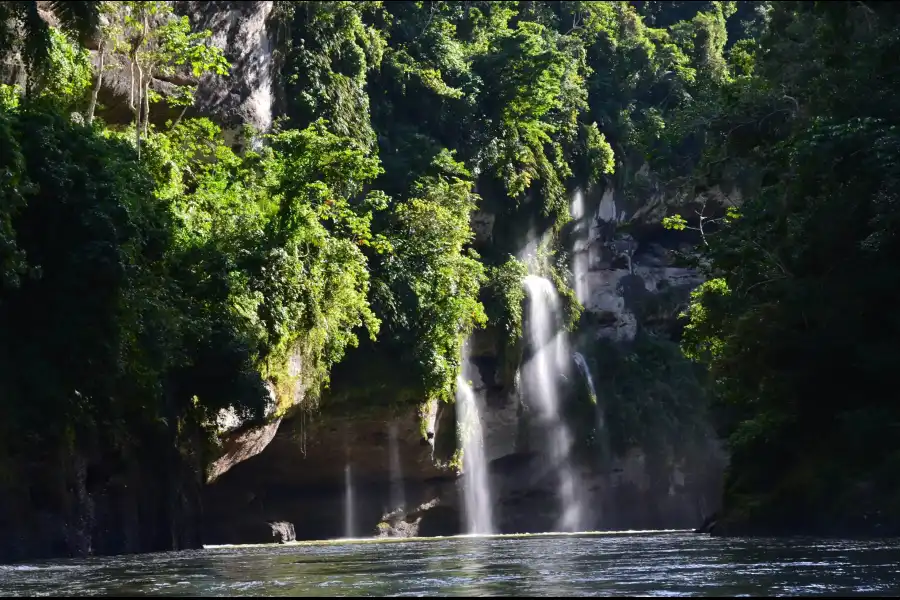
[3,533,900,596]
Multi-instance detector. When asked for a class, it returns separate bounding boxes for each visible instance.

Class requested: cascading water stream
[574,350,609,462]
[456,359,495,534]
[573,352,597,406]
[388,422,405,514]
[522,275,585,532]
[344,464,356,538]
[571,189,590,306]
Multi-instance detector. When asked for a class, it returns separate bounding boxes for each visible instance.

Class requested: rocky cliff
[202,175,733,542]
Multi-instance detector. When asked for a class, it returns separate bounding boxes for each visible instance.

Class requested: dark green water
[2,532,900,596]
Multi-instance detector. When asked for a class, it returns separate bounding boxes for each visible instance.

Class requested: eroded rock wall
[202,406,459,543]
[0,433,205,563]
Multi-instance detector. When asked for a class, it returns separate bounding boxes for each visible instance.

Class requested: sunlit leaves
[680,277,730,363]
[145,115,390,412]
[661,213,689,230]
[483,255,528,340]
[285,0,386,147]
[375,150,487,402]
[583,121,615,183]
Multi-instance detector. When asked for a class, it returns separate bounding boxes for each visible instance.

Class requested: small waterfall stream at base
[344,464,356,538]
[574,350,610,465]
[456,356,495,534]
[388,422,405,514]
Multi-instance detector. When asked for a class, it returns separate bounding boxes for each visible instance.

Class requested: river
[2,531,899,596]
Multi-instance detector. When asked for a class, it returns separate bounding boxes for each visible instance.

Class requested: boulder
[269,521,296,544]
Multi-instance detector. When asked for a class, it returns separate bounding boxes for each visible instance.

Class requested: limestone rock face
[570,173,732,343]
[203,375,725,542]
[207,417,283,484]
[470,211,496,245]
[63,2,279,143]
[175,1,278,140]
[202,407,457,544]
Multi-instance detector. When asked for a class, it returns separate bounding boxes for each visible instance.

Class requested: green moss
[449,449,464,474]
[483,256,528,345]
[417,400,432,441]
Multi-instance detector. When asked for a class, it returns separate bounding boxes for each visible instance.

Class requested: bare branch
[86,40,104,125]
[743,276,787,295]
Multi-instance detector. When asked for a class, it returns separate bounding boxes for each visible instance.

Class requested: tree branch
[86,39,104,125]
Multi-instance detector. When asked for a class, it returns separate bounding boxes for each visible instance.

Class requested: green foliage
[0,104,266,446]
[98,1,230,152]
[582,121,615,185]
[662,214,688,231]
[139,116,389,414]
[680,277,730,363]
[34,28,93,110]
[282,1,386,147]
[673,1,900,533]
[259,120,388,409]
[472,17,587,226]
[574,332,710,457]
[371,149,487,403]
[0,104,29,292]
[274,0,760,411]
[0,1,100,83]
[1,2,807,535]
[448,448,464,473]
[483,256,529,341]
[0,85,19,111]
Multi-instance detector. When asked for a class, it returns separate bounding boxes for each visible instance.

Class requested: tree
[98,1,228,156]
[676,1,900,534]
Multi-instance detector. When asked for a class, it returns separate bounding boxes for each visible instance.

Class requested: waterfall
[574,350,609,462]
[456,360,495,534]
[573,352,597,405]
[344,464,356,539]
[522,275,586,532]
[388,422,405,514]
[571,189,590,305]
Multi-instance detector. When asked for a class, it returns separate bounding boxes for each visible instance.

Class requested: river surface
[2,531,900,596]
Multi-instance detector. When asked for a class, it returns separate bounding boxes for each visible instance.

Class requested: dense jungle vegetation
[1,0,897,536]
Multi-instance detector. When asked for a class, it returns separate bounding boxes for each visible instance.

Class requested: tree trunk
[171,105,188,130]
[128,60,136,113]
[134,9,150,159]
[135,62,143,159]
[142,69,151,142]
[86,41,105,126]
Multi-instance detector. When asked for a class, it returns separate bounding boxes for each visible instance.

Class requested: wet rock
[207,418,283,484]
[694,513,719,534]
[203,406,457,544]
[269,521,296,543]
[471,211,496,245]
[376,518,421,538]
